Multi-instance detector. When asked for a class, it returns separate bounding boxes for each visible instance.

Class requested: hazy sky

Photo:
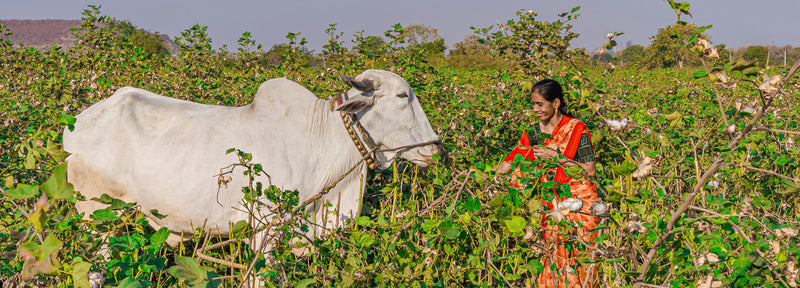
[2,0,799,52]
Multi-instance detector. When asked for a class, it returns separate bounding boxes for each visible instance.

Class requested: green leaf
[41,163,74,200]
[93,194,114,204]
[40,234,62,262]
[90,209,119,222]
[564,165,584,179]
[150,209,168,219]
[611,160,637,175]
[150,227,170,248]
[504,216,527,234]
[117,277,143,288]
[421,219,439,234]
[71,257,91,288]
[44,140,69,162]
[528,260,543,274]
[687,34,697,45]
[692,70,708,78]
[438,220,461,239]
[103,197,133,210]
[6,184,40,200]
[231,220,249,237]
[776,155,791,166]
[696,24,712,33]
[296,278,316,288]
[378,182,399,193]
[356,216,371,226]
[110,234,147,252]
[57,114,77,131]
[167,257,208,286]
[731,60,756,72]
[570,6,581,13]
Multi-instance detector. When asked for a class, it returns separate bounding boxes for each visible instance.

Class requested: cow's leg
[75,200,114,259]
[324,168,368,231]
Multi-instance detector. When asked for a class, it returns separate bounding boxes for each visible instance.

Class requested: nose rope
[293,138,441,215]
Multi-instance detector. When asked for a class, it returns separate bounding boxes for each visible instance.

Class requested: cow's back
[64,82,328,234]
[64,87,249,230]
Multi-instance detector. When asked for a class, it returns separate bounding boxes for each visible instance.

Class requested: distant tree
[619,45,645,65]
[742,46,769,66]
[353,32,386,59]
[769,45,795,67]
[402,24,444,46]
[415,39,447,54]
[175,24,214,54]
[446,35,505,70]
[260,43,311,67]
[711,43,731,66]
[450,35,493,56]
[596,52,615,63]
[0,22,13,48]
[643,23,705,68]
[787,47,800,67]
[109,20,169,56]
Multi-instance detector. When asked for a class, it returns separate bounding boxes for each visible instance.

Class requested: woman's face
[531,91,560,122]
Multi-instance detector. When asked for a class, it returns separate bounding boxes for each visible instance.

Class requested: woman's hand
[533,146,559,160]
[494,161,513,174]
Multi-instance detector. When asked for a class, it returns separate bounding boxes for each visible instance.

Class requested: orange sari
[503,116,600,288]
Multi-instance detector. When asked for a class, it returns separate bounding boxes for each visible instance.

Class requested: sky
[2,0,799,53]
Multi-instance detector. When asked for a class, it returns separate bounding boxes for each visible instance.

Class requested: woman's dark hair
[532,79,573,118]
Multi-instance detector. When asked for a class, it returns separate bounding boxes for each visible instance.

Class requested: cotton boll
[559,198,583,212]
[88,272,105,288]
[605,118,629,131]
[592,201,609,216]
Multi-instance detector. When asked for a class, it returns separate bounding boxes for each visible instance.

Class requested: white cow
[63,69,441,251]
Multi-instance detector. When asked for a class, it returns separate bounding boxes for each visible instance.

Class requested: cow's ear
[336,94,374,113]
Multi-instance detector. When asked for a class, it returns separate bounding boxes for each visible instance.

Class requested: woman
[495,79,600,288]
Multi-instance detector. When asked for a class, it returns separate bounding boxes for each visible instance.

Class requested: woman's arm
[533,146,597,177]
[494,161,513,174]
[572,160,596,177]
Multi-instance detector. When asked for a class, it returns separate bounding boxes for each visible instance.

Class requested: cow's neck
[306,99,369,191]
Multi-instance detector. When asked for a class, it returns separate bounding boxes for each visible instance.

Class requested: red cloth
[502,116,600,288]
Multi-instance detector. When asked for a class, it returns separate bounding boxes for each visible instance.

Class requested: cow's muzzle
[416,140,444,165]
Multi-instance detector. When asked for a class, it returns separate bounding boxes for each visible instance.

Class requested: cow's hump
[250,78,318,115]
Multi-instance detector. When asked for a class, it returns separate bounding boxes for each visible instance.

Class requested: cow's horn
[341,75,374,92]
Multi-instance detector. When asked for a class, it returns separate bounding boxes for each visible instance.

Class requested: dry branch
[633,58,800,287]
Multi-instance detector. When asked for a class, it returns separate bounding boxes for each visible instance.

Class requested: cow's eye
[397,91,409,98]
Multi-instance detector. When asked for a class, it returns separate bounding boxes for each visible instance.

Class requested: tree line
[596,23,800,69]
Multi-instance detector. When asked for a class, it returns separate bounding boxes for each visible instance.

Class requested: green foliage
[742,45,769,66]
[402,24,444,46]
[109,20,170,56]
[353,31,386,59]
[643,23,705,68]
[477,7,582,78]
[619,44,645,66]
[0,22,14,48]
[175,24,214,55]
[167,257,221,287]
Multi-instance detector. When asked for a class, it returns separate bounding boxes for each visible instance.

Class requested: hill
[0,19,81,50]
[0,19,179,54]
